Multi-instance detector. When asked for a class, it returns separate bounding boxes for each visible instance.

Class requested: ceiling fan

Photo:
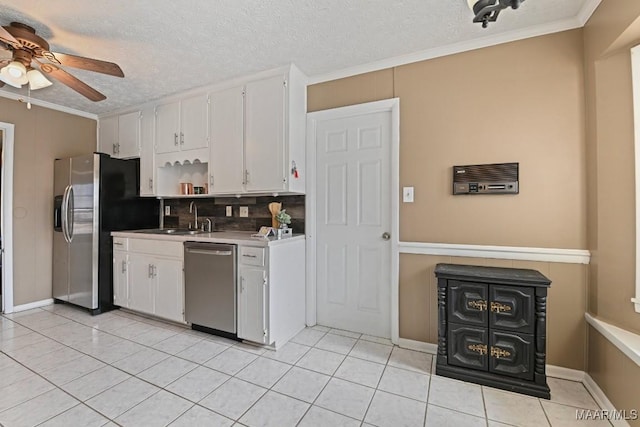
[0,21,124,101]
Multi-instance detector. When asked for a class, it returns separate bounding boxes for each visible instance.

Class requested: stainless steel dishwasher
[184,242,237,336]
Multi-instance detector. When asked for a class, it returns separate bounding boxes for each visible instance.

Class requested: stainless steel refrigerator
[53,153,159,314]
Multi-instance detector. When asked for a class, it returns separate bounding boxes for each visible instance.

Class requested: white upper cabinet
[207,64,307,196]
[139,106,155,196]
[155,94,209,155]
[117,111,141,158]
[209,85,245,194]
[245,75,286,192]
[98,112,141,159]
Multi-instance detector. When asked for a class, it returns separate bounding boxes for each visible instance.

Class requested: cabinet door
[238,266,268,344]
[180,94,209,152]
[489,285,535,334]
[117,111,141,158]
[244,75,285,192]
[139,106,155,196]
[98,116,118,155]
[448,281,488,326]
[155,101,180,154]
[209,86,245,193]
[113,250,129,308]
[154,257,185,323]
[489,330,534,381]
[448,323,488,372]
[128,253,155,315]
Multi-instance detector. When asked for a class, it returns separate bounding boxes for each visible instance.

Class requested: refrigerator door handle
[67,185,75,241]
[61,185,71,243]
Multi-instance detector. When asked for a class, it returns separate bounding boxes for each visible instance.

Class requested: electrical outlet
[164,206,171,215]
[226,206,232,217]
[239,206,249,217]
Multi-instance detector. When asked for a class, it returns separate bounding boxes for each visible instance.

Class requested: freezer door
[52,159,70,302]
[68,154,99,309]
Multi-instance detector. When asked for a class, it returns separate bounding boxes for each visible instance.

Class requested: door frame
[0,122,15,314]
[305,98,400,343]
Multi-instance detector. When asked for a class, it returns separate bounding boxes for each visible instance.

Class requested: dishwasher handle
[185,248,233,256]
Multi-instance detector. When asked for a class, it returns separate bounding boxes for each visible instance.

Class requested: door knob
[382,232,391,240]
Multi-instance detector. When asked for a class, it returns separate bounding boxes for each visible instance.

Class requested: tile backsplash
[163,195,305,233]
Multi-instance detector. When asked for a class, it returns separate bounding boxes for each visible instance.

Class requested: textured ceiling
[0,0,594,116]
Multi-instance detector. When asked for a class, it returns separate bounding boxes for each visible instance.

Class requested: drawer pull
[490,302,512,313]
[490,347,512,359]
[467,300,487,311]
[467,344,487,355]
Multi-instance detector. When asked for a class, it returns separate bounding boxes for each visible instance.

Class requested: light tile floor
[0,305,610,427]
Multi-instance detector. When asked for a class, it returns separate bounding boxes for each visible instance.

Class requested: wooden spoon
[268,202,282,228]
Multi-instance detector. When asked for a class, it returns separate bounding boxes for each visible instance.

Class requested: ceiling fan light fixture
[27,69,52,90]
[0,61,28,87]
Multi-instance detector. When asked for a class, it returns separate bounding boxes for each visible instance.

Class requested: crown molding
[0,90,97,120]
[309,16,585,85]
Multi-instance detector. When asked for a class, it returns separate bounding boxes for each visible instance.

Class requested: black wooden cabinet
[435,263,551,399]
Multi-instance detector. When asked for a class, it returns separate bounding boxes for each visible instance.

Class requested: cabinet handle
[112,143,117,155]
[148,264,153,278]
[490,302,512,313]
[210,174,214,186]
[152,265,157,278]
[114,242,123,247]
[242,254,257,258]
[467,344,487,355]
[244,170,250,184]
[121,260,127,273]
[117,143,120,154]
[174,133,178,146]
[148,178,153,190]
[180,132,184,145]
[490,346,512,359]
[240,276,245,293]
[467,300,487,311]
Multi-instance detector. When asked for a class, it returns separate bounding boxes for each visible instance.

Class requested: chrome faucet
[189,201,198,230]
[202,218,213,232]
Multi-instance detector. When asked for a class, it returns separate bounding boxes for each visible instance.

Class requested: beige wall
[0,98,96,306]
[308,29,588,370]
[582,0,640,417]
[588,327,640,427]
[584,0,640,335]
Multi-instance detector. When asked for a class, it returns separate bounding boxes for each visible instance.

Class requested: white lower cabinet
[113,238,185,323]
[113,249,129,308]
[238,266,268,344]
[237,240,305,348]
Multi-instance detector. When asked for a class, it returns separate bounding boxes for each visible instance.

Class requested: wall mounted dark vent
[453,162,519,195]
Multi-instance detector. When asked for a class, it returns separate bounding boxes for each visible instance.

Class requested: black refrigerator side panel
[97,154,160,312]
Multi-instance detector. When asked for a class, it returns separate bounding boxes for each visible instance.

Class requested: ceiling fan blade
[37,61,106,101]
[0,26,22,49]
[48,52,124,77]
[0,49,12,61]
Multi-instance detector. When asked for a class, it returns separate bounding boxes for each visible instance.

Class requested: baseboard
[583,374,631,427]
[13,298,54,312]
[545,365,585,382]
[397,338,438,354]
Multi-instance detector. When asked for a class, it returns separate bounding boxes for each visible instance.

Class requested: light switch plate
[226,206,232,217]
[239,206,249,217]
[164,206,171,215]
[403,186,414,203]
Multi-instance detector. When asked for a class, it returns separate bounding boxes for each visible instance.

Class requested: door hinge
[263,329,268,337]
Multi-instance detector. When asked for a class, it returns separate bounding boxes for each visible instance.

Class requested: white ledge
[398,242,591,264]
[585,313,640,367]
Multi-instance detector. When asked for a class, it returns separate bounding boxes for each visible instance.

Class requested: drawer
[113,237,128,251]
[129,238,183,258]
[239,246,265,266]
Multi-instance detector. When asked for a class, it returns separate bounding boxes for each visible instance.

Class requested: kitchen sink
[134,228,211,235]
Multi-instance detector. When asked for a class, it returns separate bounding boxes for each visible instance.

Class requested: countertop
[111,229,305,247]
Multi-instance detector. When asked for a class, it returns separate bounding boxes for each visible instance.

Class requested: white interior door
[315,110,392,338]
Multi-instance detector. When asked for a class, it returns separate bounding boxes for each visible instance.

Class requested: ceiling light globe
[7,61,26,78]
